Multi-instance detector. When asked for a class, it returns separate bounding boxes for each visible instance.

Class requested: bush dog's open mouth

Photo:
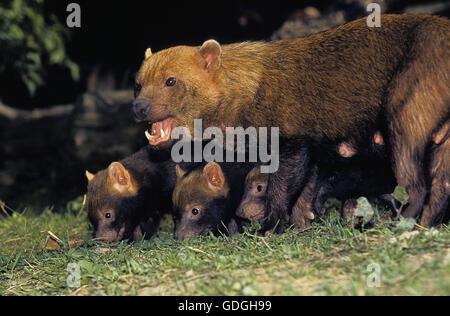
[145,117,175,146]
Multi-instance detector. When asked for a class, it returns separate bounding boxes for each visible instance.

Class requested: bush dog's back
[134,14,449,230]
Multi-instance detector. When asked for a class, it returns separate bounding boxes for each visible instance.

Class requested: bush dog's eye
[257,185,264,192]
[105,213,112,219]
[134,82,142,98]
[192,208,199,216]
[166,77,177,87]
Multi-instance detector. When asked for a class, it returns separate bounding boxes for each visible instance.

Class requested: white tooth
[145,130,153,140]
[161,128,165,138]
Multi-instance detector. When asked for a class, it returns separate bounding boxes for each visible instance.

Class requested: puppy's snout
[132,98,151,122]
[174,226,198,240]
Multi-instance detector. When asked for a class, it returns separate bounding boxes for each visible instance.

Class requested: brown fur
[86,167,127,241]
[172,161,253,239]
[85,147,176,241]
[291,167,318,228]
[135,14,450,228]
[421,121,450,226]
[236,167,269,221]
[172,163,229,240]
[383,17,450,221]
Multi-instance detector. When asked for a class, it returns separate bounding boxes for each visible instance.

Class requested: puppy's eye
[134,82,142,98]
[105,213,112,219]
[191,208,199,216]
[257,185,264,192]
[166,77,177,87]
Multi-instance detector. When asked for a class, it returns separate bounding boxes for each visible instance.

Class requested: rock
[271,9,346,40]
[403,2,450,15]
[270,0,407,40]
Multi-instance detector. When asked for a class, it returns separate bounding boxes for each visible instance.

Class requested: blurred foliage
[0,0,79,97]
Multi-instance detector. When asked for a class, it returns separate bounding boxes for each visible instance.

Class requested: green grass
[0,202,449,296]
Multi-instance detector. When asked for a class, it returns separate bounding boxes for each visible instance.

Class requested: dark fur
[236,166,268,222]
[421,119,450,226]
[292,121,450,228]
[239,132,396,228]
[172,160,255,240]
[291,152,396,228]
[86,146,176,241]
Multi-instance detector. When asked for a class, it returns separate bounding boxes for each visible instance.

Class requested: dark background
[6,0,340,108]
[0,0,448,211]
[6,0,438,108]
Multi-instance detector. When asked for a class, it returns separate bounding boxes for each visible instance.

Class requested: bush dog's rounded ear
[203,162,225,190]
[145,48,152,59]
[85,170,95,182]
[108,162,137,195]
[175,165,186,178]
[199,39,222,70]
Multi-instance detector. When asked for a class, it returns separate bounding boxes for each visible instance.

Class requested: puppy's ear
[145,48,152,59]
[199,39,222,70]
[337,142,357,158]
[85,170,95,182]
[373,131,385,145]
[175,165,186,179]
[108,162,138,195]
[203,162,225,190]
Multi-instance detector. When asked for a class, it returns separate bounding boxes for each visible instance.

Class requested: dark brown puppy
[172,162,254,240]
[236,132,394,227]
[85,147,176,242]
[421,120,450,226]
[236,167,269,222]
[133,15,449,230]
[301,124,450,228]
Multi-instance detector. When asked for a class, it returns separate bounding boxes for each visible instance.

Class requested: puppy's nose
[132,98,151,122]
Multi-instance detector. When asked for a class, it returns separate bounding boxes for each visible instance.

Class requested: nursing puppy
[237,132,394,227]
[238,125,449,228]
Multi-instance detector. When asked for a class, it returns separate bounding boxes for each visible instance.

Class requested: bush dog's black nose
[132,98,151,122]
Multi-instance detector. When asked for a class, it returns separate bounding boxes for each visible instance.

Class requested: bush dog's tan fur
[134,15,449,230]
